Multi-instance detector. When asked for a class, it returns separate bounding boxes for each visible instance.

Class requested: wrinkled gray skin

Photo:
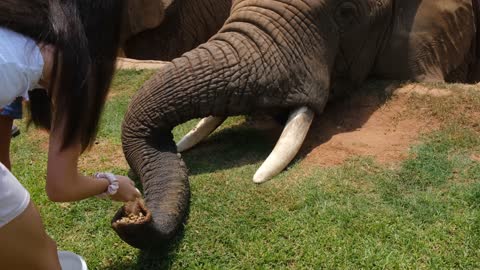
[115,0,479,249]
[123,0,232,61]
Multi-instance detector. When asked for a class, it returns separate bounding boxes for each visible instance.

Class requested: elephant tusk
[253,107,314,183]
[176,116,226,152]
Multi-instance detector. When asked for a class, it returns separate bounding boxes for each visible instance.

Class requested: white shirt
[0,27,41,227]
[0,162,30,228]
[0,27,44,107]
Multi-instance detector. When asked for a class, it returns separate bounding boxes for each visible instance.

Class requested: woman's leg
[0,201,61,270]
[0,161,61,269]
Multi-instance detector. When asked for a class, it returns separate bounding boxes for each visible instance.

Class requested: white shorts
[0,162,30,228]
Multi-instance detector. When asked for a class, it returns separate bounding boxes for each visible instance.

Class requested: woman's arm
[46,122,141,202]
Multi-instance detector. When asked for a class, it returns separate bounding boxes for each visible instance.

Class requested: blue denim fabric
[0,97,23,119]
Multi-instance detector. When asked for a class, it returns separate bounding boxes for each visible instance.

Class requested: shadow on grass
[101,223,187,270]
[178,79,399,176]
[299,79,398,160]
[182,124,277,176]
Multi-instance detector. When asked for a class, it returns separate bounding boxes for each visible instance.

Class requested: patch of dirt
[393,84,452,97]
[79,140,129,171]
[25,128,49,151]
[24,129,128,171]
[299,83,443,168]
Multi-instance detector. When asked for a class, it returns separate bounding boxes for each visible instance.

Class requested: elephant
[122,0,232,61]
[112,0,480,249]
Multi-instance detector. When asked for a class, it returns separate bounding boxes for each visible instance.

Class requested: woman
[0,0,141,268]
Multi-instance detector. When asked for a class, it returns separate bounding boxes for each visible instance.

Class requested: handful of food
[112,199,150,225]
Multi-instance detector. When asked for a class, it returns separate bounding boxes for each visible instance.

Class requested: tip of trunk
[111,199,178,249]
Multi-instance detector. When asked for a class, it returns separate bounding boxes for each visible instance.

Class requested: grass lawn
[11,70,480,269]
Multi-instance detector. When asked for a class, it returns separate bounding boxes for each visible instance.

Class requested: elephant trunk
[114,0,332,249]
[113,41,255,249]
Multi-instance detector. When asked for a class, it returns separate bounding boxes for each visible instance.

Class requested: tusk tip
[252,171,272,184]
[176,116,227,153]
[176,144,188,153]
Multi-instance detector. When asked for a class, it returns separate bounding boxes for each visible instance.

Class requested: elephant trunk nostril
[111,200,161,249]
[112,199,151,226]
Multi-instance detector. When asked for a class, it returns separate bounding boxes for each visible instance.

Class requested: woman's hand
[109,175,142,202]
[47,119,141,203]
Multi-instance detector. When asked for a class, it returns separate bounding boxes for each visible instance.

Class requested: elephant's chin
[111,200,160,249]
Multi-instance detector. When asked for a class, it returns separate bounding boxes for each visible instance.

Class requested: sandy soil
[299,83,445,168]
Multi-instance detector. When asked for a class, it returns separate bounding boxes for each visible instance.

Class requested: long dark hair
[0,0,125,151]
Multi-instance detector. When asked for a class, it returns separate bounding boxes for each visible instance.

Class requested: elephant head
[122,0,232,61]
[113,0,477,249]
[121,0,173,43]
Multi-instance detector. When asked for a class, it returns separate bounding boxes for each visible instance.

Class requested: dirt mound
[299,83,442,168]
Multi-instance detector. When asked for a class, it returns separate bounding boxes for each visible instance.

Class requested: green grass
[10,71,480,269]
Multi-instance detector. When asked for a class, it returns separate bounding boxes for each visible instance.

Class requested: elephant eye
[334,1,360,32]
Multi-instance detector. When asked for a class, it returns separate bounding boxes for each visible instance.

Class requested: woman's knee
[0,202,61,269]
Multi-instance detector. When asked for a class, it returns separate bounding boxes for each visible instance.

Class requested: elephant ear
[122,0,171,41]
[374,0,475,81]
